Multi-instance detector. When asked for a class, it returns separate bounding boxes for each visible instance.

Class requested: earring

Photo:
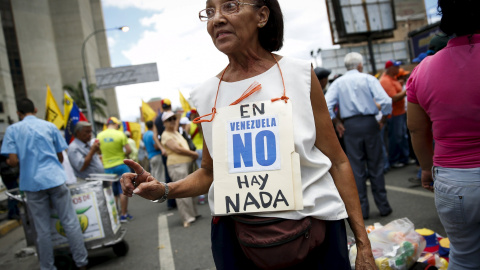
[259,23,265,28]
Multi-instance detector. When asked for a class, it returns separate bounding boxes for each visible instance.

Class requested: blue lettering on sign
[233,133,253,168]
[255,130,276,166]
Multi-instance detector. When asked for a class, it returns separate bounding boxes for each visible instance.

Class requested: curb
[0,219,21,237]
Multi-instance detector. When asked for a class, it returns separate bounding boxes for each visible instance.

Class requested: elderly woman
[121,1,374,269]
[407,0,480,268]
[161,111,199,227]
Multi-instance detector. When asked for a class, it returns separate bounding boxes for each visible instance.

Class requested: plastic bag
[349,218,426,269]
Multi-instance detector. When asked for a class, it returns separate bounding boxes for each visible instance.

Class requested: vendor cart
[6,174,128,268]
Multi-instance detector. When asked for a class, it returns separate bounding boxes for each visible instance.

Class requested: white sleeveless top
[190,56,348,220]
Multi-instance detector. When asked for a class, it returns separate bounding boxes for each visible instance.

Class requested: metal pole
[367,35,377,75]
[81,27,127,136]
[81,78,96,135]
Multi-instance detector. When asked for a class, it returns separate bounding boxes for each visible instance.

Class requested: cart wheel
[112,240,129,256]
[54,254,74,270]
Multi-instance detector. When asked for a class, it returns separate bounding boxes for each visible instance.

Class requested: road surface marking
[367,182,435,198]
[158,214,175,270]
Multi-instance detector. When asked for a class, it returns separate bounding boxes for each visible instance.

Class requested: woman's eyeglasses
[199,1,259,22]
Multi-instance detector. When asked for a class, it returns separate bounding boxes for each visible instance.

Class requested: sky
[101,0,335,122]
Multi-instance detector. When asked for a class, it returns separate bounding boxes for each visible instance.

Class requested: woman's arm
[164,138,198,159]
[309,68,375,270]
[407,102,434,191]
[121,139,213,200]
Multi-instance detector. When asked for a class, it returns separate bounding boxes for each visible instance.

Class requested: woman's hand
[121,159,160,199]
[421,169,434,192]
[355,244,376,270]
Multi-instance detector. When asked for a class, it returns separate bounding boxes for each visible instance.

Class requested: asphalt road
[0,163,445,270]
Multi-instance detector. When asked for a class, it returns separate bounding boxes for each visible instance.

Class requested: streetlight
[81,26,129,135]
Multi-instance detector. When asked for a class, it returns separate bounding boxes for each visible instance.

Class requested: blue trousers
[343,115,392,218]
[25,184,88,270]
[433,167,480,269]
[211,217,351,269]
[387,114,409,165]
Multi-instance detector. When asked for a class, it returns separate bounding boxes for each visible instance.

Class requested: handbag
[231,215,326,270]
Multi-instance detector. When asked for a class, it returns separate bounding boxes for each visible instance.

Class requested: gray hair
[344,52,363,70]
[74,121,92,136]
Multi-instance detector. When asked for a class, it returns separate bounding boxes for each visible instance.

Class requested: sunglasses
[166,117,177,122]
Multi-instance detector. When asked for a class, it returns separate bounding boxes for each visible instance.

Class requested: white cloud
[107,36,116,49]
[102,0,164,11]
[109,0,334,121]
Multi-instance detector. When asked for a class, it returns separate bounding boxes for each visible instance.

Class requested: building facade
[0,0,119,136]
[321,0,429,77]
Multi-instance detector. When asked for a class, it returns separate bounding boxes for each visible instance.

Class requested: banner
[50,191,104,247]
[104,187,120,234]
[141,100,156,122]
[45,85,64,129]
[64,92,87,144]
[212,100,303,215]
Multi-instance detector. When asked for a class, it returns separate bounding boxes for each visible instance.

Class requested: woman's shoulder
[190,76,219,105]
[278,55,312,76]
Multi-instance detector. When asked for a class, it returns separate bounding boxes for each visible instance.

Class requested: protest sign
[212,100,303,215]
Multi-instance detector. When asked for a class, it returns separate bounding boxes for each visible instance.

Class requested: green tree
[63,82,108,118]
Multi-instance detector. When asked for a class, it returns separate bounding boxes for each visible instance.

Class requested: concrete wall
[11,0,63,115]
[89,0,119,120]
[49,0,119,122]
[0,13,17,135]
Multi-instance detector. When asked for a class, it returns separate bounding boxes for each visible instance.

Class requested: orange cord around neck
[193,54,288,124]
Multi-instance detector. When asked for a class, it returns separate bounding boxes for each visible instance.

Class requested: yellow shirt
[161,131,192,166]
[97,128,128,169]
[189,122,203,150]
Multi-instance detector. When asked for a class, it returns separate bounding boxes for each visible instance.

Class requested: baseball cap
[412,52,428,63]
[161,111,175,122]
[179,117,190,125]
[429,35,449,54]
[107,116,121,125]
[385,59,402,69]
[396,68,410,78]
[161,98,171,108]
[314,67,331,80]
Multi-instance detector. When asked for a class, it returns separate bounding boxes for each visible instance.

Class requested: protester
[179,116,196,156]
[0,139,20,220]
[314,67,331,92]
[1,98,88,270]
[160,111,199,228]
[143,121,166,182]
[406,0,480,268]
[125,131,139,163]
[380,60,410,169]
[97,117,133,223]
[325,52,393,220]
[67,121,104,179]
[188,109,204,169]
[153,98,177,210]
[121,1,375,268]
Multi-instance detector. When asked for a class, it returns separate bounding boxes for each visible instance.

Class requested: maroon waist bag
[231,215,326,270]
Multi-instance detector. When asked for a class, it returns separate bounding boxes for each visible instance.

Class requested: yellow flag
[45,85,64,129]
[141,100,156,122]
[178,90,191,113]
[128,122,142,148]
[64,92,74,127]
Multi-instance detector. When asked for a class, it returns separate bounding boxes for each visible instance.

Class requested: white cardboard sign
[212,100,303,215]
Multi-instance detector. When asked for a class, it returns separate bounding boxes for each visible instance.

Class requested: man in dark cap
[314,67,331,92]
